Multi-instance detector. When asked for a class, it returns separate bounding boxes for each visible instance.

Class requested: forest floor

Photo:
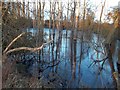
[2,62,67,88]
[2,59,90,88]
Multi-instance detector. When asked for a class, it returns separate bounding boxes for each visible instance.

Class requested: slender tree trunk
[70,13,73,74]
[11,2,14,14]
[27,1,30,18]
[22,0,25,17]
[71,1,76,80]
[65,0,69,65]
[49,2,52,62]
[37,0,41,63]
[73,0,80,80]
[33,1,36,28]
[80,0,86,64]
[55,2,62,73]
[117,48,120,89]
[0,3,2,88]
[105,44,117,87]
[51,2,56,72]
[17,0,20,17]
[37,0,42,79]
[77,0,81,85]
[41,1,45,62]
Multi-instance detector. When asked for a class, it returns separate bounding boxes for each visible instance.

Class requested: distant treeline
[31,19,70,30]
[44,20,114,32]
[30,19,114,40]
[44,20,69,30]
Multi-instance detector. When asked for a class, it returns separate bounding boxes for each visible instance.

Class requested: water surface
[25,28,118,88]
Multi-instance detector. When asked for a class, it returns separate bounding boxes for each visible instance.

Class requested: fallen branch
[5,39,53,55]
[3,32,26,54]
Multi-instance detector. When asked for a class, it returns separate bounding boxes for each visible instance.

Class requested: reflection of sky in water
[27,28,117,88]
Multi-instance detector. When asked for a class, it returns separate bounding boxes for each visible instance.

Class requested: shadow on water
[17,28,118,88]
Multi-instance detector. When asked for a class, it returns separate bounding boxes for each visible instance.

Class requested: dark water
[24,28,119,88]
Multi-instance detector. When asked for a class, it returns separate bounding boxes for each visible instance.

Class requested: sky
[7,0,120,22]
[44,0,120,22]
[90,0,120,22]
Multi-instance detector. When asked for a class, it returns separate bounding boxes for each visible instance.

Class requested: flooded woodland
[1,0,120,89]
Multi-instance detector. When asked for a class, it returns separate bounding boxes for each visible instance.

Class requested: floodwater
[24,28,119,88]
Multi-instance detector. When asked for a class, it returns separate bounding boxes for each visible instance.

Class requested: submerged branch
[88,56,108,68]
[43,59,64,71]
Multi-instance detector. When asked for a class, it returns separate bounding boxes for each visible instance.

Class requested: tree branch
[5,39,53,55]
[3,32,26,54]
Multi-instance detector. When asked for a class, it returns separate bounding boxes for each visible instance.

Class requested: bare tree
[51,1,56,72]
[55,1,62,72]
[49,1,52,62]
[22,0,25,17]
[17,0,20,17]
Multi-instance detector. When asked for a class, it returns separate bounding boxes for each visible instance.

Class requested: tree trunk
[17,0,20,17]
[27,1,30,18]
[22,0,25,17]
[105,44,117,87]
[71,1,76,80]
[117,49,120,89]
[55,1,62,73]
[65,0,69,65]
[49,2,52,62]
[41,2,45,62]
[51,2,56,72]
